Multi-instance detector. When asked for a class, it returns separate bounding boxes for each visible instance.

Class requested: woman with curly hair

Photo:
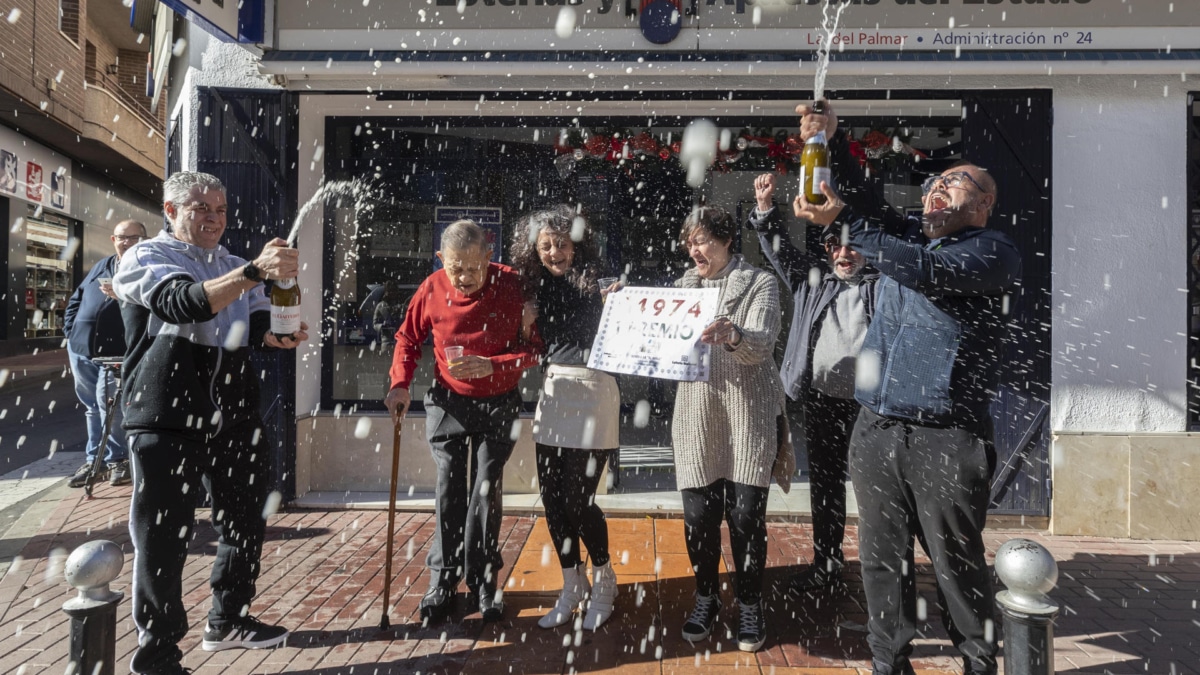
[511,204,621,631]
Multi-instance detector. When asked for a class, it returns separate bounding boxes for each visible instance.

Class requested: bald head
[112,220,148,259]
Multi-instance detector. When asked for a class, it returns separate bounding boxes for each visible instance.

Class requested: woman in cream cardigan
[671,205,785,654]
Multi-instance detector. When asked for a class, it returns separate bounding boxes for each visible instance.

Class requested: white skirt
[532,364,621,450]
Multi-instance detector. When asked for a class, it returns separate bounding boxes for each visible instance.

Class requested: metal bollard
[62,540,125,675]
[994,538,1059,675]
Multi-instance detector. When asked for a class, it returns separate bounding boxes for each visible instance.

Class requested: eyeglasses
[921,171,987,195]
[112,235,144,243]
[822,239,850,253]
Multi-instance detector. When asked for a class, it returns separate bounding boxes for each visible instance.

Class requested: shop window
[321,113,962,415]
[24,213,75,339]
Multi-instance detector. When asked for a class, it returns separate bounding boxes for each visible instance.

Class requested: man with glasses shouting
[794,101,1020,675]
[64,219,148,488]
[746,173,878,596]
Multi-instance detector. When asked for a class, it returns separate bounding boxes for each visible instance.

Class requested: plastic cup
[598,277,619,302]
[444,346,464,365]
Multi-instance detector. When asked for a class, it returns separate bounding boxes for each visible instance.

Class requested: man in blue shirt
[63,219,146,487]
[795,101,1021,675]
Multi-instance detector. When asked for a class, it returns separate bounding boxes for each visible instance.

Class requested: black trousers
[536,444,612,568]
[127,423,269,672]
[801,389,859,567]
[681,479,769,605]
[424,385,521,594]
[848,407,998,671]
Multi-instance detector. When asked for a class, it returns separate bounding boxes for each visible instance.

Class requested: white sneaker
[582,561,618,631]
[538,563,589,629]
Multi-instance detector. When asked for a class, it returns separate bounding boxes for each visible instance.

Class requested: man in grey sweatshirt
[747,172,877,593]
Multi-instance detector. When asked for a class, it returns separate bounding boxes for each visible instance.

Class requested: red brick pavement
[2,484,1200,674]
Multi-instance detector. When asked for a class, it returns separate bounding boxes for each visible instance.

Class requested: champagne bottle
[270,278,302,339]
[799,130,830,205]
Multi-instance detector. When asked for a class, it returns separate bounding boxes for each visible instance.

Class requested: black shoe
[476,587,505,623]
[109,460,131,486]
[201,616,288,651]
[681,592,722,642]
[964,657,998,675]
[788,559,844,594]
[871,658,917,675]
[138,661,193,675]
[68,462,105,488]
[736,600,766,652]
[419,586,456,624]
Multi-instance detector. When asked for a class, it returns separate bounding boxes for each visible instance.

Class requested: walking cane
[379,419,403,630]
[85,359,123,499]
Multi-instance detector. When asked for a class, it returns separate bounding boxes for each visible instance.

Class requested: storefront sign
[0,125,73,216]
[277,0,1197,51]
[432,206,504,267]
[154,0,263,43]
[587,286,719,382]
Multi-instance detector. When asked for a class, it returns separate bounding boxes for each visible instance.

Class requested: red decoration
[849,139,868,167]
[608,137,626,161]
[584,135,609,158]
[630,132,658,156]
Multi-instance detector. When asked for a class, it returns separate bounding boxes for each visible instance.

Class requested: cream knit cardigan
[671,255,785,491]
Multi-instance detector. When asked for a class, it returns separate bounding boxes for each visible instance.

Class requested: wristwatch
[242,263,263,282]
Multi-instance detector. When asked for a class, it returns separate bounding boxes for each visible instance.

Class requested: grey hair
[440,219,490,253]
[162,172,225,215]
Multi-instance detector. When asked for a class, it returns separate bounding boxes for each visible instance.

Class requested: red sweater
[389,262,541,398]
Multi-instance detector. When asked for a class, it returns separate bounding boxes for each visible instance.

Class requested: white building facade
[166,0,1200,539]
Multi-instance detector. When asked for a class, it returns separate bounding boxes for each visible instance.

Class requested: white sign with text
[587,286,720,382]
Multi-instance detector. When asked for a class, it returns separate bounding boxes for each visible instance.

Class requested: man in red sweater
[385,219,541,625]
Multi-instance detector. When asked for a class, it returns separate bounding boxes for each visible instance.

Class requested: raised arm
[827,131,910,238]
[797,101,909,239]
[841,206,1021,296]
[747,172,823,293]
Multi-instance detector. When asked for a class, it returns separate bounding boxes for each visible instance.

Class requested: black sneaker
[109,460,131,486]
[68,462,105,488]
[681,592,722,642]
[201,616,288,651]
[419,586,456,625]
[736,600,766,652]
[139,661,193,675]
[787,559,844,594]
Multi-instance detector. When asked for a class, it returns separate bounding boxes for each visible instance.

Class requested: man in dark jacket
[747,172,876,593]
[795,101,1021,675]
[63,219,146,487]
[113,171,308,675]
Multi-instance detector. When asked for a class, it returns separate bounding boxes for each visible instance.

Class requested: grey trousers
[848,407,998,673]
[423,385,521,594]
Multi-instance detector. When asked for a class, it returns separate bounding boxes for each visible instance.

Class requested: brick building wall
[85,17,118,81]
[0,0,88,132]
[117,49,154,117]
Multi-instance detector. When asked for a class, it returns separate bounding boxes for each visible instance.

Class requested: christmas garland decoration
[551,127,929,178]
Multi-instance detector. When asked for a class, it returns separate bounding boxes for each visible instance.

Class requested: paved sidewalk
[0,349,70,395]
[2,484,1199,674]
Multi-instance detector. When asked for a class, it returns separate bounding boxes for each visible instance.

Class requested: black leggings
[681,479,769,605]
[536,444,612,568]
